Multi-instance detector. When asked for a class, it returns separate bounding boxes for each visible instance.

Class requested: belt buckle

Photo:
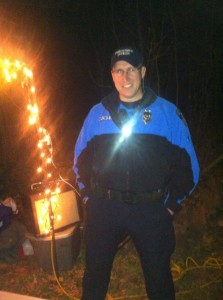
[121,192,137,204]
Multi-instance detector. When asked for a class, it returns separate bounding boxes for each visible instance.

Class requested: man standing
[73,47,200,300]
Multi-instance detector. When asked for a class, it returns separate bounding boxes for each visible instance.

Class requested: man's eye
[128,68,135,73]
[116,69,123,75]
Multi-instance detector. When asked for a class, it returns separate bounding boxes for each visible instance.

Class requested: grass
[0,218,223,300]
[1,174,223,300]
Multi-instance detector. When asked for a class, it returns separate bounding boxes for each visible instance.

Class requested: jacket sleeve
[165,108,200,213]
[73,108,97,201]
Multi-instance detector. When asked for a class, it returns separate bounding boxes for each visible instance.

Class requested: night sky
[0,0,223,182]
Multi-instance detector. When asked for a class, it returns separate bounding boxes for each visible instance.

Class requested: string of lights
[0,57,62,234]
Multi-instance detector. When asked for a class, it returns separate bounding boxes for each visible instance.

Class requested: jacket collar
[101,87,157,128]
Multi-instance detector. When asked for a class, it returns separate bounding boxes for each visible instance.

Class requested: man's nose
[123,70,130,80]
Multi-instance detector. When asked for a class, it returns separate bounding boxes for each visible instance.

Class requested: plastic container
[22,239,34,256]
[30,224,80,272]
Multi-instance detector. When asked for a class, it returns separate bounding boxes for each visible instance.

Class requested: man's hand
[2,197,18,214]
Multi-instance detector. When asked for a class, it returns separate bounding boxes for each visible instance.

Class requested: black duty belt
[93,186,168,204]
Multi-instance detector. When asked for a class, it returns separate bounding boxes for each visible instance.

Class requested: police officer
[73,47,200,300]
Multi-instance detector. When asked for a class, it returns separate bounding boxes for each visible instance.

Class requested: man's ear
[141,66,146,79]
[111,70,115,82]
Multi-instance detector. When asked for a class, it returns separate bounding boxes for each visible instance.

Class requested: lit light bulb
[4,60,9,67]
[57,215,62,221]
[38,141,43,149]
[45,189,51,195]
[43,134,50,144]
[46,157,52,164]
[41,207,47,215]
[51,196,57,203]
[29,115,37,125]
[31,104,38,114]
[37,167,42,173]
[23,67,33,78]
[15,60,21,68]
[5,74,11,82]
[30,86,35,93]
[55,187,61,194]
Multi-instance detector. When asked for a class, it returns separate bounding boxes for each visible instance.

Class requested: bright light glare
[121,124,132,138]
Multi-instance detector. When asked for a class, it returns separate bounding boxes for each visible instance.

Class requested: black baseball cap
[111,47,144,69]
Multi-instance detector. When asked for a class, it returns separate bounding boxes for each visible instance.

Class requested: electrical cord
[48,163,223,299]
[172,256,223,296]
[109,257,223,299]
[49,153,223,299]
[50,231,80,300]
[49,238,223,300]
[172,256,223,281]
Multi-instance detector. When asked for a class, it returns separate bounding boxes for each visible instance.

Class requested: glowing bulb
[43,134,50,144]
[29,115,37,125]
[46,157,52,164]
[45,189,51,195]
[23,67,33,78]
[57,215,62,221]
[30,86,35,93]
[121,124,132,138]
[55,187,61,194]
[3,67,9,73]
[50,196,56,202]
[41,207,47,215]
[38,141,43,148]
[5,74,11,82]
[31,104,38,114]
[37,167,42,173]
[4,60,9,67]
[15,60,22,68]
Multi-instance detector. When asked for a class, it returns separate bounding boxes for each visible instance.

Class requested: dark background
[0,0,223,193]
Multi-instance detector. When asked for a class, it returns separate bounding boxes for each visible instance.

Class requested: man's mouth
[123,84,132,89]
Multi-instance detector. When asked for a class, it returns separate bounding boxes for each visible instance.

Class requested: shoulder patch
[176,108,188,127]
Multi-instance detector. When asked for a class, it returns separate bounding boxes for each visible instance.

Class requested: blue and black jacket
[73,87,200,213]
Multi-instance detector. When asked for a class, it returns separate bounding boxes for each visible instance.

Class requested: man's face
[111,61,146,102]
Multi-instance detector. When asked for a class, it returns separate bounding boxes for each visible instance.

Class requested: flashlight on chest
[122,123,133,137]
[119,122,133,143]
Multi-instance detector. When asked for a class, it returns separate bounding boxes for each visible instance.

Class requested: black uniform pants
[81,196,176,300]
